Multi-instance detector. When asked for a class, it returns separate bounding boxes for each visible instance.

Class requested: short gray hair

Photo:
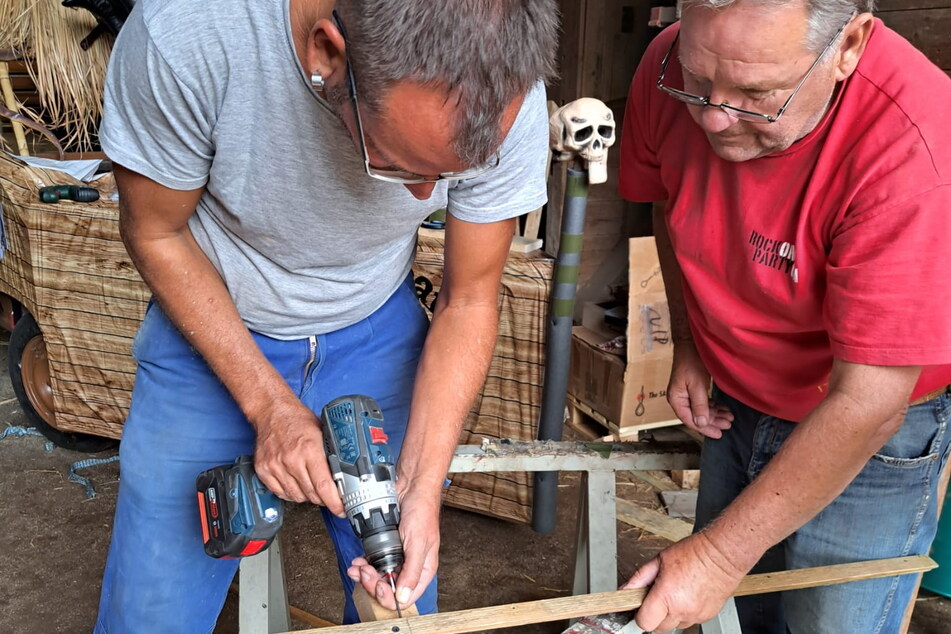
[681,0,874,52]
[336,0,559,165]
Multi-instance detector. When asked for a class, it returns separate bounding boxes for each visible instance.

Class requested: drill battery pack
[196,455,284,558]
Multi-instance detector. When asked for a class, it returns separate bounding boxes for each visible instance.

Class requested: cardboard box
[570,326,677,430]
[568,237,679,431]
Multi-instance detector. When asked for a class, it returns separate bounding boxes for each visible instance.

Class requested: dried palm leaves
[1,0,113,152]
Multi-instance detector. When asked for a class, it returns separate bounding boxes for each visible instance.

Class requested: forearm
[397,299,499,491]
[652,201,692,344]
[703,365,918,571]
[122,225,298,425]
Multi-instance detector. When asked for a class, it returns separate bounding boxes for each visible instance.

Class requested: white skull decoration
[550,98,617,184]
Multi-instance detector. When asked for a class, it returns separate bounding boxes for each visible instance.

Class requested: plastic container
[922,490,951,598]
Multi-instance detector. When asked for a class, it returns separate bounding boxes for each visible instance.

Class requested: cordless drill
[322,395,405,613]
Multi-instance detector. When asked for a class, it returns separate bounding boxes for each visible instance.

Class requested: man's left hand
[622,532,749,632]
[347,479,441,611]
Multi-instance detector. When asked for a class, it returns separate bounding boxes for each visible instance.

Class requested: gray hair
[335,0,559,165]
[681,0,874,52]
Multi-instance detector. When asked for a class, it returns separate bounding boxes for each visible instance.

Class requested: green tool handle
[38,185,100,204]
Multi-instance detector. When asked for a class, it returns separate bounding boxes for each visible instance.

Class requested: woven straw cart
[0,151,553,523]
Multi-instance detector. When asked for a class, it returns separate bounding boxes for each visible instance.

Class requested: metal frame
[239,439,712,633]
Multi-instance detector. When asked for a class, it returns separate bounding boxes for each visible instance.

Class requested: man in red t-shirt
[619,1,951,631]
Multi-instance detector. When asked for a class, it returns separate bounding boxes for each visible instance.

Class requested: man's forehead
[680,3,812,54]
[679,3,813,76]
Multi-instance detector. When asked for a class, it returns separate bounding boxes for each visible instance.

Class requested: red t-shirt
[619,20,951,421]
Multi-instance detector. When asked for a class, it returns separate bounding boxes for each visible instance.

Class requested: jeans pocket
[871,404,946,468]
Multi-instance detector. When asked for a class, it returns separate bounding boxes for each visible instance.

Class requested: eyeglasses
[656,20,850,124]
[332,11,501,185]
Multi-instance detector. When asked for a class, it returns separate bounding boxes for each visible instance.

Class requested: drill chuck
[322,395,405,576]
[363,530,404,573]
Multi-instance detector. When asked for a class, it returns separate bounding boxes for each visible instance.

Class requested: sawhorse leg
[572,470,618,595]
[239,536,290,634]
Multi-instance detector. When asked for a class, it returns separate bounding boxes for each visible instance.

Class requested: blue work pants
[95,276,437,633]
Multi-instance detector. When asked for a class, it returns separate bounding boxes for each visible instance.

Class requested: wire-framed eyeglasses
[656,20,850,124]
[332,11,501,185]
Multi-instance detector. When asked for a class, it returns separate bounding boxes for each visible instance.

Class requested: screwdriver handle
[39,185,100,204]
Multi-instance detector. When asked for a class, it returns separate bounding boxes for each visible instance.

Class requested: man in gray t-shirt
[94,1,558,630]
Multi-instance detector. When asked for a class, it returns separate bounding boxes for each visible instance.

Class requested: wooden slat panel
[879,8,951,69]
[32,266,150,302]
[48,346,137,378]
[877,1,951,11]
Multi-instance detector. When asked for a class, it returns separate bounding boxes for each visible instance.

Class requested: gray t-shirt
[100,0,549,339]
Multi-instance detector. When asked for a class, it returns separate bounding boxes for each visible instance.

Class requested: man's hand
[252,400,344,516]
[622,532,748,632]
[347,478,441,610]
[668,341,733,438]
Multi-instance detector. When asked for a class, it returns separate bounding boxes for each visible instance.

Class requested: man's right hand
[668,341,733,439]
[252,400,345,516]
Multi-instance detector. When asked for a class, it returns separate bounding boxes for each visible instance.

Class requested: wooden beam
[615,498,692,542]
[447,439,699,474]
[287,556,935,634]
[352,585,418,622]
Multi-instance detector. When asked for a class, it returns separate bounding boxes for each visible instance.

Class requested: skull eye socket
[598,125,615,138]
[573,126,594,143]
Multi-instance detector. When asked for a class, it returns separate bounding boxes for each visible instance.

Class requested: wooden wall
[877,1,951,76]
[546,1,657,315]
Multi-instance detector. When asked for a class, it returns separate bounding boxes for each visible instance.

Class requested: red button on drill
[369,427,388,444]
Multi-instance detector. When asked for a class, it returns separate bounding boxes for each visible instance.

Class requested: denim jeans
[95,275,437,633]
[696,386,951,634]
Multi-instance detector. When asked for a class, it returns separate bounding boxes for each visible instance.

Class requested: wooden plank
[629,470,680,492]
[567,401,609,440]
[352,585,418,622]
[616,498,692,542]
[448,439,699,474]
[292,557,935,634]
[660,489,699,519]
[672,469,701,489]
[510,236,543,253]
[612,417,683,437]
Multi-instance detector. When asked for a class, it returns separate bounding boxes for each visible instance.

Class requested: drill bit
[385,572,402,618]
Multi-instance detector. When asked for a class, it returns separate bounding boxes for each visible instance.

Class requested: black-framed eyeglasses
[332,11,501,185]
[656,19,850,124]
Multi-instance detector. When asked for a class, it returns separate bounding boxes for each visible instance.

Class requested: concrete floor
[0,328,949,633]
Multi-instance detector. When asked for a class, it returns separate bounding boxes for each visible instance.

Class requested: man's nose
[404,182,437,200]
[698,103,740,134]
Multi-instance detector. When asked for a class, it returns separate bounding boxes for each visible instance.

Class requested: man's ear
[306,17,348,88]
[834,13,875,81]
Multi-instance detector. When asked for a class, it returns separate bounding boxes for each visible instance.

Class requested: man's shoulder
[855,20,951,101]
[134,0,264,63]
[839,20,951,182]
